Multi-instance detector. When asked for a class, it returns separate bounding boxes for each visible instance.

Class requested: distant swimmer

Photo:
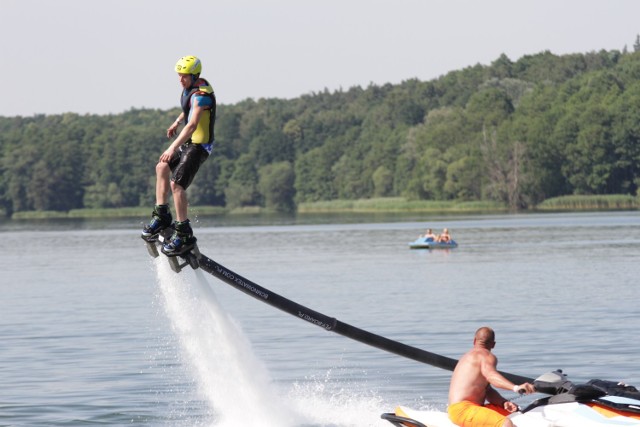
[437,228,452,243]
[422,228,437,241]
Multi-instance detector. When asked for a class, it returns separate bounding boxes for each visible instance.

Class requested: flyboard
[142,227,200,273]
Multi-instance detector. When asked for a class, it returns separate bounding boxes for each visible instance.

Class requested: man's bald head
[474,326,496,348]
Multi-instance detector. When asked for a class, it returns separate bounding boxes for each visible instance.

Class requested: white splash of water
[153,257,391,427]
[154,258,299,426]
[285,371,389,426]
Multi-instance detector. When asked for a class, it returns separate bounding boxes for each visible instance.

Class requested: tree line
[1,46,639,217]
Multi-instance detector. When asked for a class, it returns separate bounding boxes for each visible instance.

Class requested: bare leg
[170,181,188,222]
[155,162,172,205]
[503,418,514,427]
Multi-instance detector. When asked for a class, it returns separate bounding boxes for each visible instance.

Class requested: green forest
[2,45,640,218]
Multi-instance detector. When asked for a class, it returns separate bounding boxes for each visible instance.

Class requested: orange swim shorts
[447,401,510,427]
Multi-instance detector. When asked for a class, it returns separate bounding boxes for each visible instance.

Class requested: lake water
[1,211,639,426]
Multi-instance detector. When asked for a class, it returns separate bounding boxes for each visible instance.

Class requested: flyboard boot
[161,219,197,256]
[141,204,173,242]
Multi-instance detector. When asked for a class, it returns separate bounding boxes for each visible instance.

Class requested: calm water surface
[1,211,639,426]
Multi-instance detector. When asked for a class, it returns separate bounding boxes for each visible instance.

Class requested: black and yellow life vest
[180,78,216,144]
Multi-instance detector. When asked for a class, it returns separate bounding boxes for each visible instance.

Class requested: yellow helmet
[175,55,202,75]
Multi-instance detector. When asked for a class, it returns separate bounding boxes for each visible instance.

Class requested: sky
[2,0,639,117]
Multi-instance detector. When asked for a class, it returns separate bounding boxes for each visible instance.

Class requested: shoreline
[4,195,638,221]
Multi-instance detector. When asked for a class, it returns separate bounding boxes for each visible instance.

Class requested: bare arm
[486,385,507,406]
[159,104,205,162]
[167,113,185,138]
[482,356,522,413]
[481,354,516,391]
[482,354,536,396]
[486,386,520,413]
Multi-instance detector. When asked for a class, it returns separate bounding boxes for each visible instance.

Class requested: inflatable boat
[409,237,458,249]
[381,370,640,426]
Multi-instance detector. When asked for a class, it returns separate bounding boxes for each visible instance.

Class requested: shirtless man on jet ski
[448,327,536,427]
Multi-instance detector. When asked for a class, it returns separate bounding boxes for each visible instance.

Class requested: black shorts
[168,143,209,190]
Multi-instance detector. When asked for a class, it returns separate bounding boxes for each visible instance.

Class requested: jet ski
[381,370,640,426]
